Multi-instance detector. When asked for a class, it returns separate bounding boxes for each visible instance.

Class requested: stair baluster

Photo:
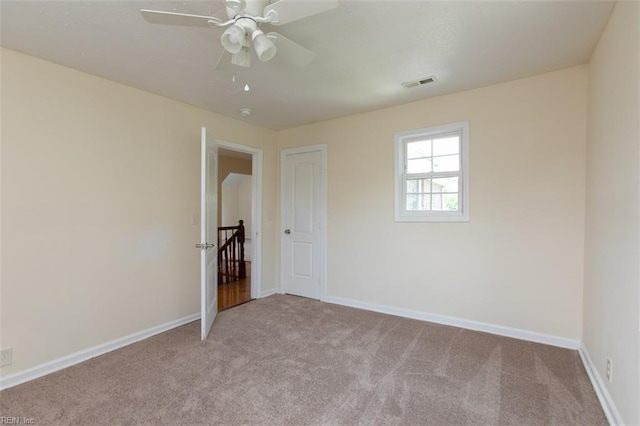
[217,220,246,285]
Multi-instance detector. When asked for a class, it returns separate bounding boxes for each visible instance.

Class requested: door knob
[195,243,215,249]
[284,229,291,235]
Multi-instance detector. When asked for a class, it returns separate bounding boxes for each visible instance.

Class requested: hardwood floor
[218,261,252,311]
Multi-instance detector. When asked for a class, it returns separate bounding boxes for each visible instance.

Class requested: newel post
[238,220,246,279]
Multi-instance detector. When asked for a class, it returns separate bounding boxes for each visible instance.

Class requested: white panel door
[282,149,323,299]
[199,127,218,340]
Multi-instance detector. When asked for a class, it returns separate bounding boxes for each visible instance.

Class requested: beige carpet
[1,294,606,425]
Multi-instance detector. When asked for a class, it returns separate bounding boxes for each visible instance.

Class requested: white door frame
[217,139,263,300]
[280,144,327,301]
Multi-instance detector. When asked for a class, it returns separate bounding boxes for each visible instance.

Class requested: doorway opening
[217,143,263,310]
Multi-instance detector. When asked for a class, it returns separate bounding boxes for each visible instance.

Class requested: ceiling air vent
[402,76,436,89]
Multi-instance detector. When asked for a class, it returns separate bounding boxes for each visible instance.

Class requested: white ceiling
[1,0,614,130]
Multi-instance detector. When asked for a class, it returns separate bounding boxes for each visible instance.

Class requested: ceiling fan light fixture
[221,24,246,54]
[252,29,277,62]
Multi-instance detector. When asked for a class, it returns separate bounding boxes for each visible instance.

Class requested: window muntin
[394,122,469,222]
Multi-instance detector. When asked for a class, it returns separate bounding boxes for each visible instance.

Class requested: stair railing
[217,220,246,284]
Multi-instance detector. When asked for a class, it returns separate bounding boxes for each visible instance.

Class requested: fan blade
[267,32,316,67]
[231,48,252,68]
[264,0,338,26]
[140,9,221,28]
[215,50,233,71]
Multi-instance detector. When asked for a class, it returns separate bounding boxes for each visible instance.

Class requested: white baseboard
[260,288,279,298]
[0,313,199,391]
[323,296,580,350]
[578,343,624,426]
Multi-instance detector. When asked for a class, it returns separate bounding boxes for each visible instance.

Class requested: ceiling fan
[141,0,338,69]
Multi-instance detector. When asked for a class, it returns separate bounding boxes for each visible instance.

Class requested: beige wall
[278,66,588,340]
[217,156,252,227]
[583,1,640,424]
[0,48,277,376]
[4,23,635,416]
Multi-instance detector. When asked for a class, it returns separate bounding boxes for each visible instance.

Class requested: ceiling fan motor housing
[225,0,269,20]
[235,17,258,43]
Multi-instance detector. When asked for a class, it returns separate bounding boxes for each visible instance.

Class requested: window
[394,121,469,222]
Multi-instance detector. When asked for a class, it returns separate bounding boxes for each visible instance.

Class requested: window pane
[444,193,459,211]
[407,180,417,193]
[406,194,431,211]
[407,158,432,173]
[432,176,459,193]
[431,193,459,211]
[420,194,432,211]
[406,194,419,210]
[407,140,431,159]
[432,136,459,156]
[431,192,445,210]
[407,178,430,194]
[406,179,418,193]
[432,155,459,172]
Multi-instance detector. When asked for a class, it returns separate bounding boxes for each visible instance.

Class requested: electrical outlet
[605,358,612,383]
[0,348,12,367]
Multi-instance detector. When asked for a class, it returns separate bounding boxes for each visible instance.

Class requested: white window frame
[394,121,469,222]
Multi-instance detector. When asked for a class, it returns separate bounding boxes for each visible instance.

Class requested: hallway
[218,261,252,310]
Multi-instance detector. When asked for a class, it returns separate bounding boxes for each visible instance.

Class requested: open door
[199,127,218,340]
